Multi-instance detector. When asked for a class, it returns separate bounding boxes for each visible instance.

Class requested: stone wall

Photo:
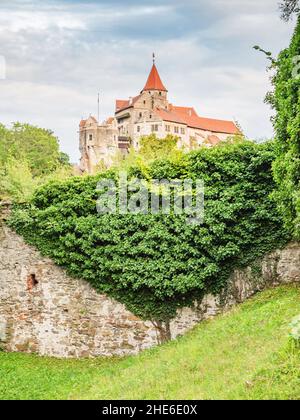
[0,203,299,358]
[169,243,300,338]
[0,204,161,357]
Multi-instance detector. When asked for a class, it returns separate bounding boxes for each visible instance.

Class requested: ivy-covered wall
[9,141,290,321]
[1,206,299,358]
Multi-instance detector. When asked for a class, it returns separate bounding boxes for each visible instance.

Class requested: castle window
[89,134,93,141]
[151,124,159,132]
[174,126,179,134]
[143,100,146,105]
[159,92,162,96]
[165,125,171,132]
[181,128,186,135]
[137,126,140,133]
[139,112,142,118]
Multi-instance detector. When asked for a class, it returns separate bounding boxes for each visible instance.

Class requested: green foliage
[139,134,180,161]
[0,158,39,202]
[266,18,300,239]
[110,134,182,178]
[0,123,64,176]
[0,123,71,201]
[253,45,275,63]
[9,141,289,321]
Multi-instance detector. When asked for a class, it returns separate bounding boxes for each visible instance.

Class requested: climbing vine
[266,18,300,239]
[9,141,289,321]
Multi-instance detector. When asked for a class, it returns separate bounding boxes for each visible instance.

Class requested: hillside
[0,285,299,400]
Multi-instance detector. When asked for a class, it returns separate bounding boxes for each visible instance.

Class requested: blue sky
[0,0,296,162]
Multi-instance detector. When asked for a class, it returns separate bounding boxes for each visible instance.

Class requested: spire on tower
[142,56,168,93]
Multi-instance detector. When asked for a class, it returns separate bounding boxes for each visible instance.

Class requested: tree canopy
[280,0,300,21]
[0,123,71,201]
[0,123,69,176]
[139,134,179,161]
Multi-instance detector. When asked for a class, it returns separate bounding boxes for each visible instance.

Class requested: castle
[79,58,240,173]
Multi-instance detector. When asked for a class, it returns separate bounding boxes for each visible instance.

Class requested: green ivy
[267,17,300,239]
[9,141,290,321]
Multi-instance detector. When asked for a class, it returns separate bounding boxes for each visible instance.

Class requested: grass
[0,285,299,400]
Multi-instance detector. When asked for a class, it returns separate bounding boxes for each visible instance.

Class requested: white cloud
[0,9,86,32]
[0,0,296,162]
[0,3,172,33]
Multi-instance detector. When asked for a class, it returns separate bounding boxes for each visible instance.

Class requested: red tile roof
[172,106,198,117]
[115,95,141,113]
[196,117,238,134]
[116,99,129,111]
[79,116,98,128]
[156,106,239,135]
[142,64,167,92]
[154,108,186,125]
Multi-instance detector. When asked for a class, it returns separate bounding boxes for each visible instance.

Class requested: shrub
[8,141,290,321]
[267,18,300,239]
[0,158,39,202]
[0,122,72,201]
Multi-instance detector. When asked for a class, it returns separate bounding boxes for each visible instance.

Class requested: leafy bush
[9,141,290,321]
[111,134,183,175]
[266,18,300,239]
[139,134,180,161]
[0,158,39,202]
[0,122,72,201]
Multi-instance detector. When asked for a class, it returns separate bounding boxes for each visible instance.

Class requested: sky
[0,0,296,163]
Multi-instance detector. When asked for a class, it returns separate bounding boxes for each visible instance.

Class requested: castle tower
[140,55,168,109]
[141,58,168,93]
[79,56,240,173]
[79,116,118,173]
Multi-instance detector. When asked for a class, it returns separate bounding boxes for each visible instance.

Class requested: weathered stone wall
[169,243,300,338]
[0,205,161,357]
[0,203,299,358]
[79,116,118,174]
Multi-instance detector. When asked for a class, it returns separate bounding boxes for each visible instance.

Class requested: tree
[0,122,71,201]
[0,124,12,166]
[139,134,179,161]
[280,0,300,21]
[8,123,65,176]
[58,152,70,166]
[0,122,71,176]
[0,158,38,202]
[267,18,300,238]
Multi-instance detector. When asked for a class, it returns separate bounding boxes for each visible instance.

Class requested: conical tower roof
[142,63,168,92]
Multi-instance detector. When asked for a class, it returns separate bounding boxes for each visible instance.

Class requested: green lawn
[0,285,299,400]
